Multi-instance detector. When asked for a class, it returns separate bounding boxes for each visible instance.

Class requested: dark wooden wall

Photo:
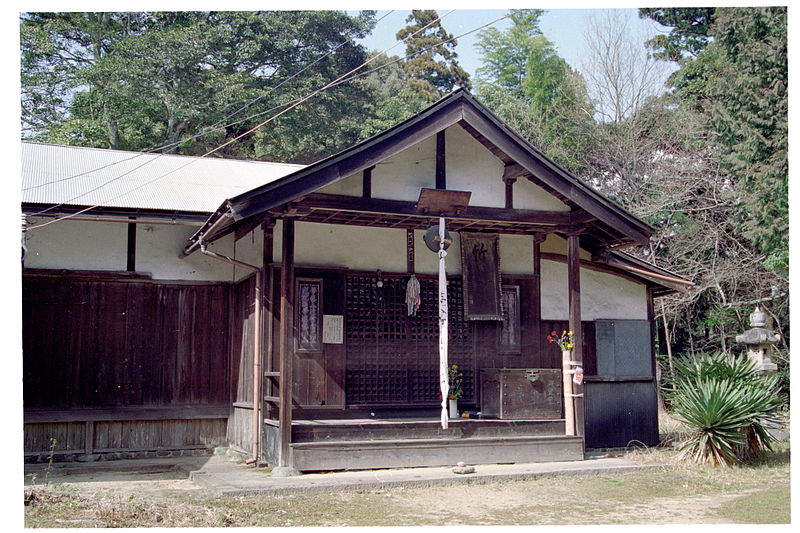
[23,276,230,408]
[22,274,232,457]
[226,274,256,452]
[266,267,348,411]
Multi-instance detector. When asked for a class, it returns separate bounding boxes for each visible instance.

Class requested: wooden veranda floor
[266,416,584,471]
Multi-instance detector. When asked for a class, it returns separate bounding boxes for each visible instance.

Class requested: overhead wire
[27,10,511,230]
[23,10,397,193]
[27,10,454,229]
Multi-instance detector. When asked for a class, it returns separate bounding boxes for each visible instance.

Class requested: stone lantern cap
[735,306,781,345]
[735,328,781,345]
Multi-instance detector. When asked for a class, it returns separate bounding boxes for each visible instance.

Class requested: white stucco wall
[515,177,571,211]
[317,124,569,213]
[540,259,648,320]
[137,223,236,281]
[26,216,648,319]
[24,218,128,271]
[445,126,505,207]
[413,229,461,275]
[24,217,238,282]
[318,172,362,196]
[231,225,264,281]
[272,220,407,272]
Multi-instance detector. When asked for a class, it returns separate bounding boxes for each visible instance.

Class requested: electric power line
[28,11,509,230]
[23,10,397,193]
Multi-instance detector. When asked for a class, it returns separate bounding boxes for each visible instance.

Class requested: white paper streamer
[438,217,449,430]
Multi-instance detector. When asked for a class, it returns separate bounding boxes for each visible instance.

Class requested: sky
[353,8,673,80]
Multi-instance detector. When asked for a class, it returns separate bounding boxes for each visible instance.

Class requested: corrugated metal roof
[21,142,304,214]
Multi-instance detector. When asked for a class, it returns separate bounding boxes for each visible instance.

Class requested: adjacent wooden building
[22,90,691,470]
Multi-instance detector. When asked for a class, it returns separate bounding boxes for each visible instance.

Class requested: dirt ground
[23,443,791,527]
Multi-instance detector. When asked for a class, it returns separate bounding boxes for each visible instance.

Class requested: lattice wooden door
[345,274,474,406]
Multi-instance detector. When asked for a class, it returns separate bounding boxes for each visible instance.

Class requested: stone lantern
[735,306,780,373]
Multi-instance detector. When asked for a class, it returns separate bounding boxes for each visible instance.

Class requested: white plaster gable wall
[540,259,648,320]
[515,177,571,212]
[445,125,505,208]
[24,217,237,281]
[316,124,572,216]
[372,135,436,201]
[317,172,362,196]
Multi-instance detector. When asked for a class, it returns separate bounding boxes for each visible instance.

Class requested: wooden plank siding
[22,275,233,457]
[227,273,256,452]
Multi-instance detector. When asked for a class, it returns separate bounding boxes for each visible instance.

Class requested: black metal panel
[595,320,617,377]
[595,319,653,378]
[584,381,659,448]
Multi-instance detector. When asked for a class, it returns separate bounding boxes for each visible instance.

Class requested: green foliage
[641,7,788,262]
[357,55,431,138]
[639,8,715,62]
[708,7,788,260]
[395,10,470,100]
[20,11,379,163]
[474,9,594,175]
[669,352,784,465]
[475,9,545,96]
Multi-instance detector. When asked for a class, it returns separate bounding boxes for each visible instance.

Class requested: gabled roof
[21,142,303,215]
[187,89,654,252]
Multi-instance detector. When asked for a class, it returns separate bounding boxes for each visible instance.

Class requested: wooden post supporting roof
[435,130,446,190]
[277,218,296,473]
[262,220,275,421]
[532,234,544,356]
[567,233,586,441]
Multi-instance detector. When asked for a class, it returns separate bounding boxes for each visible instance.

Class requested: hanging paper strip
[438,217,449,429]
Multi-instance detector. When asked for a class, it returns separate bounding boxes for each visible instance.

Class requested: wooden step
[290,434,584,471]
[292,418,565,443]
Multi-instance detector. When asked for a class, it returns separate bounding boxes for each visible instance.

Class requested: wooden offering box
[480,368,562,419]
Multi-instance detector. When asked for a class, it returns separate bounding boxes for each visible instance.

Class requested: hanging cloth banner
[438,217,450,430]
[406,275,421,316]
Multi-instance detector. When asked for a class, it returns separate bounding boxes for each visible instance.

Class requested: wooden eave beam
[595,253,693,292]
[296,193,575,226]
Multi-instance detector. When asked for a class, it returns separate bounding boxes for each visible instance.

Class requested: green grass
[716,484,791,524]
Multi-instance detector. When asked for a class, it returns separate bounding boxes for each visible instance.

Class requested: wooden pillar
[262,220,276,420]
[362,166,374,198]
[647,286,665,415]
[278,217,295,468]
[567,233,585,439]
[435,130,446,190]
[126,217,136,271]
[251,256,263,460]
[532,234,544,358]
[406,228,415,274]
[504,177,516,209]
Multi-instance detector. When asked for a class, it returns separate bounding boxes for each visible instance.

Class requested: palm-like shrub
[669,352,784,465]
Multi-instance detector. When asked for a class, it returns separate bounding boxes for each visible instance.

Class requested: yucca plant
[668,352,784,465]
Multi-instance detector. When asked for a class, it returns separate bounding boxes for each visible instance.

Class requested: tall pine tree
[395,10,470,101]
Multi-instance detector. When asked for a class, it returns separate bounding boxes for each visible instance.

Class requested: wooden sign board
[460,233,503,320]
[415,188,471,216]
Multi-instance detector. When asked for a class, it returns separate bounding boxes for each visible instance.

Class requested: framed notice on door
[460,233,503,321]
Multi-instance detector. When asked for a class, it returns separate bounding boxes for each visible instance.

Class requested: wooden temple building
[22,89,692,471]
